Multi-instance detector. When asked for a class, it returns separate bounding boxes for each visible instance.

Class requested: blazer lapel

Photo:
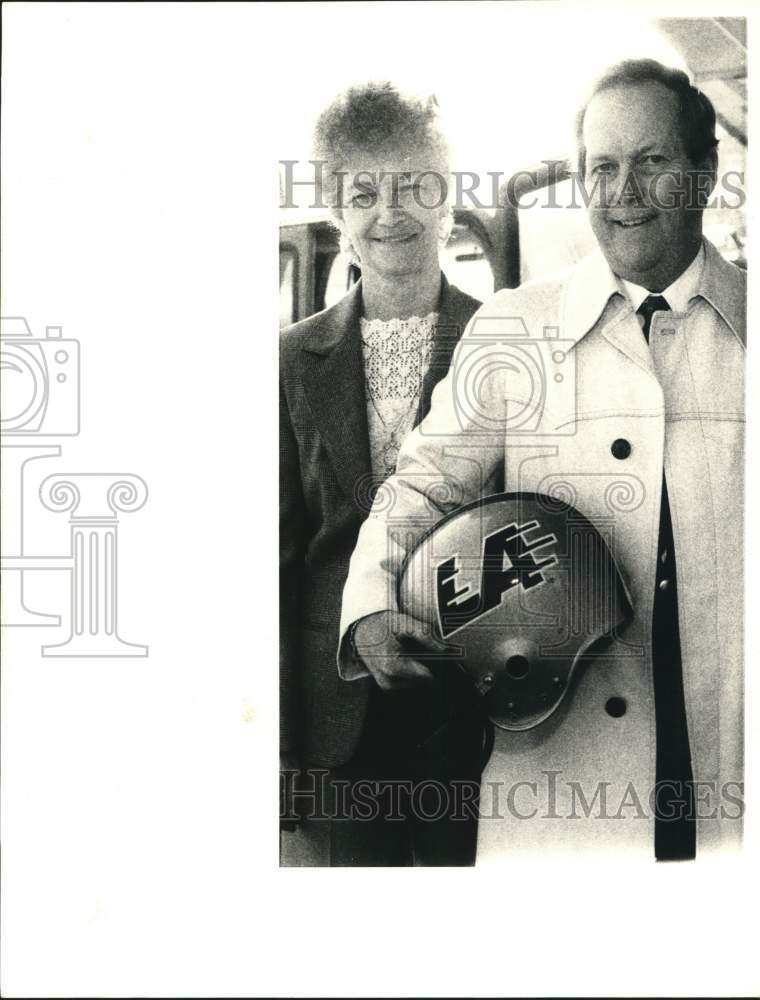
[300,275,479,500]
[300,282,373,503]
[416,275,478,423]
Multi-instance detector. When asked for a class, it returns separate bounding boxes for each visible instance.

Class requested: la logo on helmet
[436,520,558,639]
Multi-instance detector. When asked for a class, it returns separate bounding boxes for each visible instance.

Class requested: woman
[279,82,485,866]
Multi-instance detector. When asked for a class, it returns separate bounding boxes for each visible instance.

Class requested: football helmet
[398,492,633,730]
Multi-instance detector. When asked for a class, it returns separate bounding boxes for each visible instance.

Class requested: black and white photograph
[279,14,747,866]
[2,2,758,997]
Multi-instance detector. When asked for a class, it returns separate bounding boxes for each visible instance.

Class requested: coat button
[611,438,631,460]
[605,696,627,718]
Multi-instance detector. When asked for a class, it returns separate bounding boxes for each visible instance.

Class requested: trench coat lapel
[563,249,655,377]
[300,281,372,503]
[599,307,657,377]
[698,238,746,347]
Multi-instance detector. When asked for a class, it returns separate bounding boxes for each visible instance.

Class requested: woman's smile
[370,230,419,244]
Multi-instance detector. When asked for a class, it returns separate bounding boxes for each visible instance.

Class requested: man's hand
[352,610,450,691]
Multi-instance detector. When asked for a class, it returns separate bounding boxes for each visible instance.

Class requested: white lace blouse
[359,312,438,480]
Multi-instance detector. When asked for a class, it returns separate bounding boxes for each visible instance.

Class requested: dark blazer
[280,274,481,767]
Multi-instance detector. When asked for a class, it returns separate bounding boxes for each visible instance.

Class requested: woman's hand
[352,610,450,691]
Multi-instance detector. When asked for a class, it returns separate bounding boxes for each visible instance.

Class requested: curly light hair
[312,81,454,258]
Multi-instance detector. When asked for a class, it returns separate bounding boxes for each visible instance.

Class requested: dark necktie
[637,294,696,861]
[637,295,670,345]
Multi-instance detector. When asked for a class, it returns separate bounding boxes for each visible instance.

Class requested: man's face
[582,80,714,290]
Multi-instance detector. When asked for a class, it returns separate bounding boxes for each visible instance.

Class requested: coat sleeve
[337,304,510,678]
[279,370,307,756]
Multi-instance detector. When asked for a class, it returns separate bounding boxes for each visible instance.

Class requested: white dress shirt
[619,242,705,316]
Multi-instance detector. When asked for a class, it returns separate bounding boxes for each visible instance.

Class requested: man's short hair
[574,58,719,175]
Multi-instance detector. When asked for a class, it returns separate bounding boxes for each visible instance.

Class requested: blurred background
[278,13,746,325]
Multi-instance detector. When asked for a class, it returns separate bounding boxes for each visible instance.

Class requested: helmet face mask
[398,492,633,731]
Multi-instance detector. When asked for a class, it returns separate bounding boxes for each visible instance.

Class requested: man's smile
[370,231,418,244]
[610,212,658,229]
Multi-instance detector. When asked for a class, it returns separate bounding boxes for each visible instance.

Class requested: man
[338,59,745,860]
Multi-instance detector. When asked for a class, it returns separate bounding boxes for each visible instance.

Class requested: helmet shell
[398,492,633,730]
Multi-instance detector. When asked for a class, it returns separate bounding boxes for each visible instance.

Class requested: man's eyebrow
[587,141,673,163]
[634,142,669,155]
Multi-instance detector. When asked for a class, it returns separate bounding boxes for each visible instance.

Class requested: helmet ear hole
[505,655,531,680]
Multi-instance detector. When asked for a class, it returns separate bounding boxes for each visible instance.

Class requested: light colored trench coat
[338,239,745,858]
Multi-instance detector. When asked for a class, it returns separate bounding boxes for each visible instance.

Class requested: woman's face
[337,144,448,281]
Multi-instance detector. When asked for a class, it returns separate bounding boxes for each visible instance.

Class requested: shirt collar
[560,237,744,348]
[618,243,705,314]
